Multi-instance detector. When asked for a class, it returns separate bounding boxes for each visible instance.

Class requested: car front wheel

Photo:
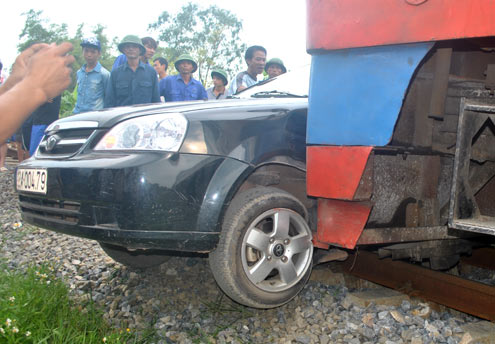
[209,187,313,308]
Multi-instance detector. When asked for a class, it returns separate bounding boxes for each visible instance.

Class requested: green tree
[17,10,117,117]
[18,9,69,51]
[149,3,247,86]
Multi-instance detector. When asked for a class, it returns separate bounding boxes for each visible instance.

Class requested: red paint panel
[307,0,495,51]
[314,198,371,249]
[307,146,372,200]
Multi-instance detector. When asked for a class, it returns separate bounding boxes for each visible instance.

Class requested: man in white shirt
[228,45,266,95]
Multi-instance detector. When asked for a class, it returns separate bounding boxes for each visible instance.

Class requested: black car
[15,69,315,308]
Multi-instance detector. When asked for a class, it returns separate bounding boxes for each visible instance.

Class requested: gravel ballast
[1,162,493,344]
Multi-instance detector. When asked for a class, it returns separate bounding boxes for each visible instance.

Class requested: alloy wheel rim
[241,208,313,292]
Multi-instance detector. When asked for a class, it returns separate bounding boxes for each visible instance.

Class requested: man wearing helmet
[73,37,110,114]
[265,58,287,79]
[112,37,158,71]
[207,68,229,100]
[104,35,160,108]
[160,54,207,102]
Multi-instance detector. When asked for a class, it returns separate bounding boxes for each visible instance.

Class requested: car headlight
[94,113,188,151]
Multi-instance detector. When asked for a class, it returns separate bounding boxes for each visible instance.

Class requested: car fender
[196,157,254,234]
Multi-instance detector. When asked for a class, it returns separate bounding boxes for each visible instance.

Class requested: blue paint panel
[307,43,434,146]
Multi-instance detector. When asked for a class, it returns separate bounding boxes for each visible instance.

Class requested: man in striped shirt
[228,45,266,96]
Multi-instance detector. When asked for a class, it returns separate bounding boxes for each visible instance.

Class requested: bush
[59,89,76,119]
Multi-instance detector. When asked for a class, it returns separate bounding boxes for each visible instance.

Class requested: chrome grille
[36,120,100,158]
[37,129,94,157]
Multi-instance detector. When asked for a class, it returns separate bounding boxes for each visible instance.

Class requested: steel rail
[340,251,495,321]
[460,247,495,271]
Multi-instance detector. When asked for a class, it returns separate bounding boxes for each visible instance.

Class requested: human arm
[229,72,248,94]
[236,85,247,93]
[161,77,171,102]
[200,84,208,100]
[0,43,74,142]
[104,72,116,108]
[228,73,243,96]
[151,72,161,103]
[112,55,126,71]
[72,70,82,114]
[102,68,110,98]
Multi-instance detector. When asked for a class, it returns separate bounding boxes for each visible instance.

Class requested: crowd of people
[0,35,288,171]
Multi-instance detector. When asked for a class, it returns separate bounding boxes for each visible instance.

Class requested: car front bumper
[16,152,251,252]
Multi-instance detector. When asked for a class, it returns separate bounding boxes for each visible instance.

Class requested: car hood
[51,98,307,129]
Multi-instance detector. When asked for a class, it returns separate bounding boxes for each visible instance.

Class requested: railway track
[336,248,495,322]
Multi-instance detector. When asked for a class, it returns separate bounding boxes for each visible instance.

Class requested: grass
[0,262,153,344]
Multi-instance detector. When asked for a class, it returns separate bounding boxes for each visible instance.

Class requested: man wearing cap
[206,68,228,100]
[104,35,160,108]
[160,54,207,102]
[229,45,267,95]
[73,37,110,114]
[265,58,287,79]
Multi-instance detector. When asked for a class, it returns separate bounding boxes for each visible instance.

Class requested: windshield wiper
[251,91,307,98]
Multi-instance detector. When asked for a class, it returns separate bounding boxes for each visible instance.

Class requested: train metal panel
[306,0,495,249]
[307,42,433,146]
[306,146,372,200]
[307,0,495,51]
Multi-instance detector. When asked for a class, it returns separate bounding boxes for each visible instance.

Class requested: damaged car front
[15,67,313,308]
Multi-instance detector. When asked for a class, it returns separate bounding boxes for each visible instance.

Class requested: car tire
[99,243,171,269]
[209,187,313,308]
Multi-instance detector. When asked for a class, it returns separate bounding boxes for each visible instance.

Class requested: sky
[1,0,311,76]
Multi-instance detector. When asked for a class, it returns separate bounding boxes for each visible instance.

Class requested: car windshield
[234,65,309,99]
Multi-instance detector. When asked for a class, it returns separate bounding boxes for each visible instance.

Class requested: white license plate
[16,168,48,194]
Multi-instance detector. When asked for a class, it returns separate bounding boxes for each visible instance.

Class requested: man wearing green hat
[265,58,287,79]
[104,35,160,108]
[160,54,207,102]
[206,68,229,100]
[112,36,158,71]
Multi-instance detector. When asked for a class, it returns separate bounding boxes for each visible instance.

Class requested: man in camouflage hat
[160,54,207,102]
[207,68,229,100]
[104,35,160,108]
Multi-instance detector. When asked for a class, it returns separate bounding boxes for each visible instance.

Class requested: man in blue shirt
[160,54,207,102]
[73,37,110,114]
[104,35,160,108]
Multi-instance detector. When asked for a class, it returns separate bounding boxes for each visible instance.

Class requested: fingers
[42,42,75,66]
[8,43,51,85]
[64,54,76,66]
[27,43,50,54]
[18,43,50,62]
[51,41,74,56]
[20,42,76,101]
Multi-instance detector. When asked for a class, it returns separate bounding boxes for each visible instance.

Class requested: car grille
[36,128,96,158]
[19,195,81,224]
